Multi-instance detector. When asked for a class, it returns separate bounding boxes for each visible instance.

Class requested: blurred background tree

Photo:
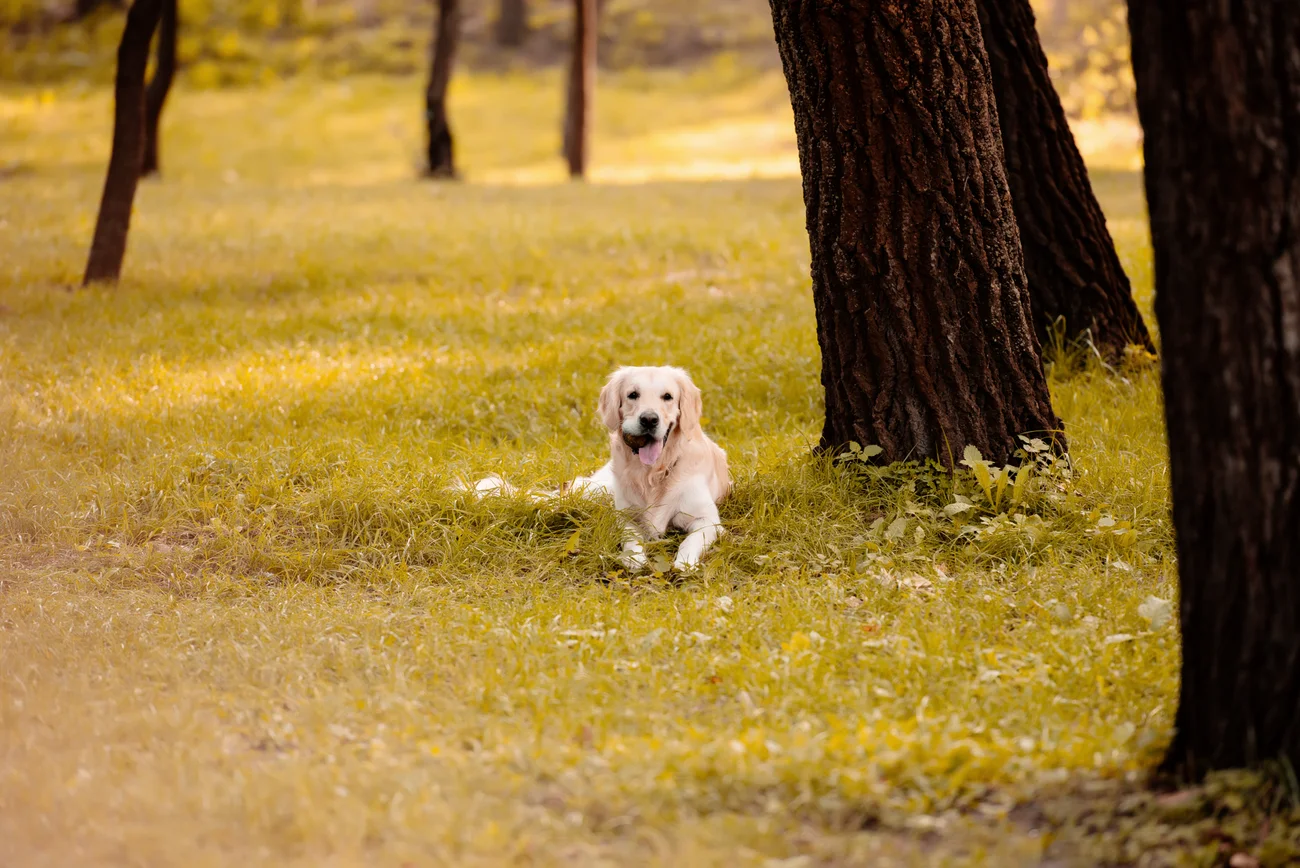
[423,0,458,177]
[1,0,1136,122]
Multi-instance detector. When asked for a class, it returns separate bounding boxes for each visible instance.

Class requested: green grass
[2,72,1288,866]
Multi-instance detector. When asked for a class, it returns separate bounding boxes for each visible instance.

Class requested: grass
[1,71,1291,866]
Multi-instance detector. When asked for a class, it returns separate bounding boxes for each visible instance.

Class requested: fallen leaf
[884,516,909,541]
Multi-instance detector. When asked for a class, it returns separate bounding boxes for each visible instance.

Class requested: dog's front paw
[619,541,648,572]
[672,538,705,572]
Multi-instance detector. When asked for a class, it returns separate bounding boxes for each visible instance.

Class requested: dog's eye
[662,393,673,401]
[627,391,639,400]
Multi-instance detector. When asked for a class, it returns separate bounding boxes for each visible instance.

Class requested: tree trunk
[141,0,177,178]
[1128,0,1300,780]
[82,0,163,286]
[975,0,1154,359]
[424,0,459,178]
[562,0,596,179]
[496,0,528,47]
[768,0,1063,465]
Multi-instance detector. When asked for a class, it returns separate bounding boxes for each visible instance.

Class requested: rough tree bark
[562,0,596,179]
[424,0,460,178]
[975,0,1154,358]
[496,0,528,47]
[141,0,177,177]
[768,0,1062,465]
[1128,1,1300,779]
[82,0,163,286]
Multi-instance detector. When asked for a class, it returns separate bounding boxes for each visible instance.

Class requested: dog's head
[598,366,703,467]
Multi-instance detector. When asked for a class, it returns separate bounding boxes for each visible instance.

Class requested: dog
[456,366,731,570]
[596,365,731,570]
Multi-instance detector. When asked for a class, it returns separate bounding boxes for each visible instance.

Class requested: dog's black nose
[638,410,660,431]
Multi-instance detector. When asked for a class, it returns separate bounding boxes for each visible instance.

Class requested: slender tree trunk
[562,0,596,179]
[1129,0,1300,780]
[975,0,1154,358]
[141,0,177,178]
[424,0,459,178]
[768,0,1062,465]
[496,0,528,47]
[82,0,163,286]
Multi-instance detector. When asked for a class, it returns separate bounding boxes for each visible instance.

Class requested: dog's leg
[613,482,652,572]
[618,505,674,571]
[569,462,616,498]
[449,474,518,497]
[614,476,676,573]
[673,516,721,570]
[671,484,723,571]
[618,520,649,571]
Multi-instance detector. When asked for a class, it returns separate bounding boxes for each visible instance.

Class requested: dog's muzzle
[622,415,673,466]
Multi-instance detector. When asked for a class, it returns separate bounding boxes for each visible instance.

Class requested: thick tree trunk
[82,0,163,286]
[496,0,528,47]
[562,0,596,179]
[768,0,1062,465]
[424,0,459,178]
[141,0,177,178]
[1129,1,1300,780]
[976,0,1154,359]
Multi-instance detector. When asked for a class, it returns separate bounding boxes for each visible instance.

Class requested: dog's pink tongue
[638,439,663,466]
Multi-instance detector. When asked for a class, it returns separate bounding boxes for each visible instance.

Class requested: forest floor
[1,73,1296,866]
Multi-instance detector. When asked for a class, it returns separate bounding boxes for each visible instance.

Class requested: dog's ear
[675,369,703,436]
[598,369,625,431]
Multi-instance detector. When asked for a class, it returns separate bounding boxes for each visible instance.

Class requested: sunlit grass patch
[0,73,1222,864]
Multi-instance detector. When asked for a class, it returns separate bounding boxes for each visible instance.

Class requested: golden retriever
[590,365,731,570]
[459,366,730,570]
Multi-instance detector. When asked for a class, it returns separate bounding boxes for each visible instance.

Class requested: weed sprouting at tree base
[829,435,1164,573]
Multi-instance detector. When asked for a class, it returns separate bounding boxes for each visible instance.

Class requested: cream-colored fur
[453,366,730,571]
[594,366,730,570]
